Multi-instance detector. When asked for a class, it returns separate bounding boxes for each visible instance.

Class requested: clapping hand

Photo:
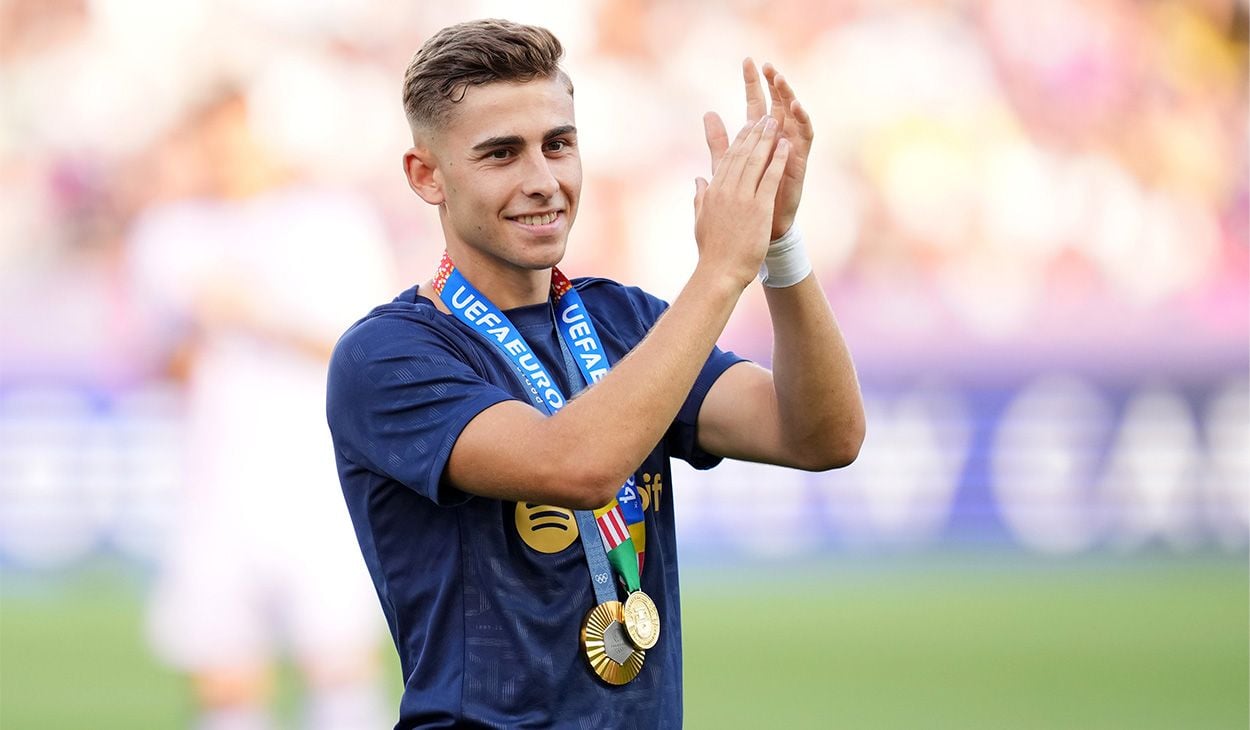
[703,59,814,241]
[693,116,790,290]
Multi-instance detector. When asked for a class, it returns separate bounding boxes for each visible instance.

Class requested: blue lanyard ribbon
[432,254,632,605]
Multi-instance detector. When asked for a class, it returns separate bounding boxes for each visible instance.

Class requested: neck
[481,269,552,310]
[444,252,551,310]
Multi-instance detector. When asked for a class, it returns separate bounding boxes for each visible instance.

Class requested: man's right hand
[692,116,789,292]
[444,111,788,511]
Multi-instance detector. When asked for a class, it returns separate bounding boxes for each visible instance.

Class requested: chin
[522,239,568,269]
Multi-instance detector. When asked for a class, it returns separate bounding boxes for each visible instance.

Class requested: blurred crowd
[2,5,1244,726]
[0,0,1246,555]
[1,0,1245,386]
[1,0,1247,559]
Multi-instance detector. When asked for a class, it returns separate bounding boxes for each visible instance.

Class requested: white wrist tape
[759,225,812,288]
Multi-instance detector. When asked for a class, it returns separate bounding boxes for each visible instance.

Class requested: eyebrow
[471,125,577,153]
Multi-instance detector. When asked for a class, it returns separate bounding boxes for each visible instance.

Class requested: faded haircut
[402,18,572,132]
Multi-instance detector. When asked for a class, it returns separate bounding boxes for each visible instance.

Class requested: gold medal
[622,591,660,650]
[581,601,645,685]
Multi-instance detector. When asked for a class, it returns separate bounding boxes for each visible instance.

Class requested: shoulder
[329,286,478,378]
[571,277,669,329]
[336,287,436,346]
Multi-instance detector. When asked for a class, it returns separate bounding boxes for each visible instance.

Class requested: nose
[520,150,559,199]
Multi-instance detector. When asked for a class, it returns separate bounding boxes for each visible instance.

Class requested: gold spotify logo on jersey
[639,472,664,512]
[515,503,579,554]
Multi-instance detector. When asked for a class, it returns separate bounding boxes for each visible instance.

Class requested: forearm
[196,277,337,361]
[200,308,336,361]
[537,264,744,504]
[764,273,864,467]
[446,263,748,509]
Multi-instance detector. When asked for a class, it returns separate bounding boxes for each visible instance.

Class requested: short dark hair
[402,18,571,131]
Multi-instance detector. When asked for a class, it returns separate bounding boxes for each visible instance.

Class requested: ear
[403,146,445,206]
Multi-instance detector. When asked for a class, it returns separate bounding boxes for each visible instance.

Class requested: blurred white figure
[1100,385,1203,550]
[127,90,393,730]
[992,375,1112,554]
[1203,379,1250,550]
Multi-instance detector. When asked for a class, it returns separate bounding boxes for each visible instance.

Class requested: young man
[326,18,864,729]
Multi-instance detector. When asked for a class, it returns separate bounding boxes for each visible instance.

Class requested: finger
[693,177,708,219]
[742,57,767,122]
[738,116,779,188]
[716,119,758,187]
[775,74,814,142]
[726,116,771,185]
[789,98,814,140]
[703,112,729,174]
[762,63,785,125]
[757,137,790,197]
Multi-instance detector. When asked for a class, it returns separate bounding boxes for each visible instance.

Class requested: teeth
[516,212,557,226]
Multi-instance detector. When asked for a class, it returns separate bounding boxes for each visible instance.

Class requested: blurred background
[1,0,1246,728]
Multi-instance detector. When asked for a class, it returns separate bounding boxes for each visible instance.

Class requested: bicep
[696,361,793,465]
[444,399,569,504]
[448,397,625,509]
[329,326,538,505]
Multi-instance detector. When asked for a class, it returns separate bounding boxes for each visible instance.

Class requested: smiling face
[406,76,581,304]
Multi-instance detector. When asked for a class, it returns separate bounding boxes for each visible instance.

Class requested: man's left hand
[703,58,814,240]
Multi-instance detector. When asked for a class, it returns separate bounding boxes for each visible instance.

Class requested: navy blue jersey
[326,276,744,729]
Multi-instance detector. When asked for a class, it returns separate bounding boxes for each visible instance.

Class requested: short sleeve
[617,286,747,470]
[326,310,516,505]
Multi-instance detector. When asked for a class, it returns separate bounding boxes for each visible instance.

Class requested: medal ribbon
[432,253,643,595]
[555,338,642,593]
